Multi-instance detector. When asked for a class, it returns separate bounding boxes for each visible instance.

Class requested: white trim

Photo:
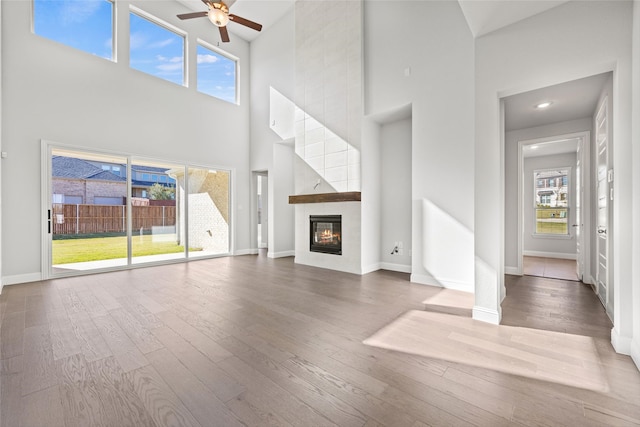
[234,249,257,256]
[362,263,381,275]
[631,338,640,371]
[267,250,294,259]
[472,306,501,325]
[3,273,43,286]
[517,131,591,279]
[379,262,411,273]
[523,250,576,260]
[504,266,521,275]
[611,327,632,355]
[410,273,473,292]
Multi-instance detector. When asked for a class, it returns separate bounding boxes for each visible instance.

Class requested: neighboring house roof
[52,156,124,181]
[131,164,173,173]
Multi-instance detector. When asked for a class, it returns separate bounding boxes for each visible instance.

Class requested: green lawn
[53,235,199,264]
[535,221,568,234]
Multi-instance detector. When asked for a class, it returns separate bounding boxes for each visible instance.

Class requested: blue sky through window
[197,44,236,104]
[130,12,185,86]
[34,0,113,60]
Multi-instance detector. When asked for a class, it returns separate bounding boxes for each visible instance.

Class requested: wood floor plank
[21,324,58,396]
[1,310,25,360]
[147,348,244,427]
[86,356,158,427]
[21,385,65,427]
[1,373,23,427]
[237,347,368,427]
[155,310,232,363]
[219,355,338,427]
[93,314,149,373]
[110,307,164,355]
[57,353,111,427]
[150,326,245,402]
[125,364,202,427]
[282,356,416,427]
[49,309,83,361]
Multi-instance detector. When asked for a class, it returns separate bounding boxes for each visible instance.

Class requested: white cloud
[197,54,219,64]
[149,38,175,49]
[129,32,148,50]
[61,0,103,25]
[157,62,183,72]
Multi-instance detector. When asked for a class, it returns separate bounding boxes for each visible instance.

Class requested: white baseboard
[362,263,381,275]
[523,250,576,260]
[472,306,501,324]
[611,327,632,355]
[410,273,473,293]
[631,338,640,372]
[504,266,521,276]
[379,262,411,274]
[235,249,258,256]
[267,250,295,259]
[2,273,43,286]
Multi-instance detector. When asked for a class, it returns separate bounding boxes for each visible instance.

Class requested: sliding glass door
[44,143,232,278]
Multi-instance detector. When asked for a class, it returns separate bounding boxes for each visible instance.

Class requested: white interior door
[595,98,609,311]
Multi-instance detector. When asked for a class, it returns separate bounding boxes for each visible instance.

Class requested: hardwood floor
[1,255,638,426]
[523,256,579,281]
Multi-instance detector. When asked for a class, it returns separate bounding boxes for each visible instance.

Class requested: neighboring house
[52,156,126,205]
[52,156,176,204]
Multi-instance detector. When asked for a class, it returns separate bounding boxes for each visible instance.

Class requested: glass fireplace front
[309,215,342,255]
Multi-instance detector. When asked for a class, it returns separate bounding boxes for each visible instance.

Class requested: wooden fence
[52,204,176,235]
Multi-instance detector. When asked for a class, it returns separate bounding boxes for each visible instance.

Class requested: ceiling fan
[177,0,262,43]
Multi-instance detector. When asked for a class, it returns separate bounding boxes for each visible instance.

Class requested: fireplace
[310,215,342,255]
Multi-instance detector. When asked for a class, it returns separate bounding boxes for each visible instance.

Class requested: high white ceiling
[175,0,294,42]
[457,0,570,38]
[176,0,572,43]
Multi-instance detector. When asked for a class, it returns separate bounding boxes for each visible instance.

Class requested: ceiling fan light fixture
[208,4,229,27]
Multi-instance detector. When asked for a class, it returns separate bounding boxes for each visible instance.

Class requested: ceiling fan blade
[219,25,230,43]
[177,11,208,20]
[228,14,262,32]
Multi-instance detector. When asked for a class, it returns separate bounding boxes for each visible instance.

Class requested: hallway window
[534,168,569,235]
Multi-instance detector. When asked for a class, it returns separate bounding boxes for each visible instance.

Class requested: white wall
[249,7,295,257]
[1,0,252,282]
[631,0,640,370]
[269,143,295,258]
[365,0,475,292]
[380,118,412,271]
[361,118,381,273]
[523,153,577,257]
[504,118,591,269]
[475,1,633,332]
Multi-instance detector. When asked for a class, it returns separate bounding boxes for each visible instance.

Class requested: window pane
[534,168,569,235]
[34,0,113,60]
[130,11,184,85]
[131,160,183,265]
[51,149,128,273]
[197,44,237,103]
[176,167,230,257]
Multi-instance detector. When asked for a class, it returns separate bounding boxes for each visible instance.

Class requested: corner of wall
[472,306,501,325]
[611,326,633,355]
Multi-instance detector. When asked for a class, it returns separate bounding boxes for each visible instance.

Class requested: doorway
[254,171,268,251]
[515,132,590,283]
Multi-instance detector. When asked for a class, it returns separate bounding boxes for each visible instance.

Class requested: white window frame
[197,38,239,104]
[129,5,188,86]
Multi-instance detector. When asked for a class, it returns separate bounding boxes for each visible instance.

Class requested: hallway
[523,256,579,282]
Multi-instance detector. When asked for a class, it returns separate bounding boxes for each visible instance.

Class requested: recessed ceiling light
[535,102,552,109]
[530,145,539,150]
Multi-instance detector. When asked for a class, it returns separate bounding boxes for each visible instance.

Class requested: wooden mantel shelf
[288,191,361,204]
